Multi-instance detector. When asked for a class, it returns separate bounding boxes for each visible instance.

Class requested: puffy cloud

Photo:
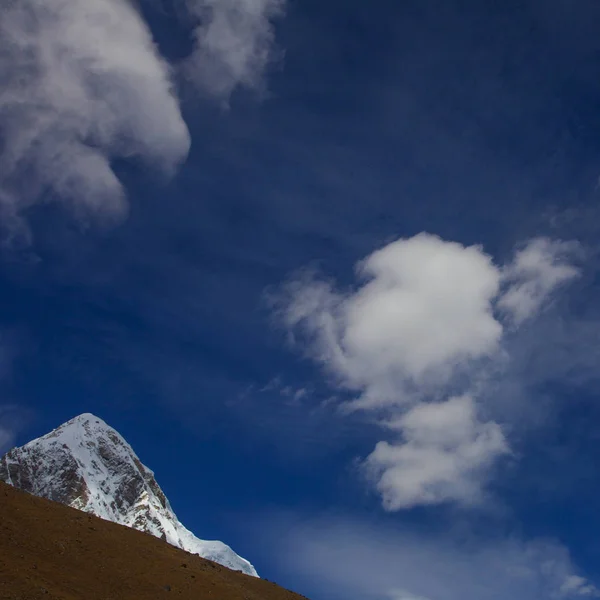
[183,0,285,101]
[278,233,580,509]
[0,0,288,231]
[366,396,508,510]
[283,234,504,406]
[0,0,191,225]
[350,236,502,375]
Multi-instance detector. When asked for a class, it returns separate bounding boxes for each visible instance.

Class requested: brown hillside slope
[0,482,308,600]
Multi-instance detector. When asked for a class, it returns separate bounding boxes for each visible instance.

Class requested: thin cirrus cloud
[275,233,581,510]
[262,514,599,600]
[0,0,285,231]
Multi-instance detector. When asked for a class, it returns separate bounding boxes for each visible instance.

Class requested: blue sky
[2,0,600,598]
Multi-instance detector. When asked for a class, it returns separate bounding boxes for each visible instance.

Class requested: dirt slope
[0,482,308,600]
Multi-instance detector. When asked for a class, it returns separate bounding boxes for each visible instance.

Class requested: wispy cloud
[561,576,600,598]
[182,0,285,101]
[275,233,581,509]
[499,238,581,326]
[0,424,15,455]
[260,514,599,600]
[0,0,191,230]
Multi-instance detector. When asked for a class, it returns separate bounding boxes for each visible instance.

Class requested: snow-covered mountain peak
[0,413,257,577]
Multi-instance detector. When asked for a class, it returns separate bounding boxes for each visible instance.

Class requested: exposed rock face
[0,413,257,577]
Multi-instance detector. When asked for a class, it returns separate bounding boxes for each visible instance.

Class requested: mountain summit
[0,413,258,577]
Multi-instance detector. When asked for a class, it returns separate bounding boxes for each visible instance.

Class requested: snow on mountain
[0,413,258,577]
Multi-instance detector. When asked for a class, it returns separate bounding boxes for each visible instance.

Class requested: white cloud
[499,238,581,325]
[283,234,504,405]
[366,396,508,510]
[277,233,580,509]
[183,0,285,100]
[262,514,599,600]
[0,0,191,226]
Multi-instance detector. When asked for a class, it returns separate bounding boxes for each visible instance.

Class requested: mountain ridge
[0,412,257,576]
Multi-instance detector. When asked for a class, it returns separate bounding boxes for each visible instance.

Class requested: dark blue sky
[3,1,600,598]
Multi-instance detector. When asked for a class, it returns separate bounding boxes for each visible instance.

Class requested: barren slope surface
[0,482,308,600]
